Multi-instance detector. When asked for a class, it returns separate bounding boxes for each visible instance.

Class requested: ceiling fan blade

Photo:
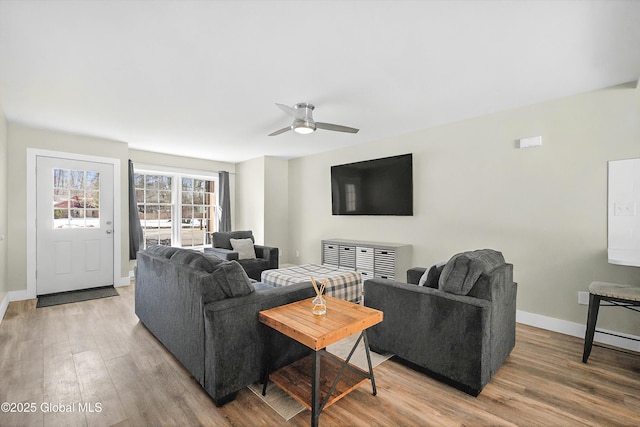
[316,122,359,134]
[268,126,291,136]
[275,103,296,117]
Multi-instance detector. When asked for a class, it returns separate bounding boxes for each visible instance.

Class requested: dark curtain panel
[218,171,231,232]
[128,160,144,259]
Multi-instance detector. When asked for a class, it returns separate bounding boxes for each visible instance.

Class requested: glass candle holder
[312,295,327,315]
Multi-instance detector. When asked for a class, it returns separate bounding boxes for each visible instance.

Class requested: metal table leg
[363,330,377,395]
[310,331,377,426]
[311,350,321,427]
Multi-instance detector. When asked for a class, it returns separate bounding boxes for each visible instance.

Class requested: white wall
[0,104,7,304]
[264,157,289,262]
[236,157,265,243]
[128,148,236,178]
[288,85,640,335]
[235,156,289,262]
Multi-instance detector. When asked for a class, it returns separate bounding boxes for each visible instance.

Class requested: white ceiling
[0,0,639,163]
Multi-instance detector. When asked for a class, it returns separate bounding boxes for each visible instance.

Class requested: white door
[36,156,114,295]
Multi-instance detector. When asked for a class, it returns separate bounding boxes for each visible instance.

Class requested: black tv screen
[331,153,413,216]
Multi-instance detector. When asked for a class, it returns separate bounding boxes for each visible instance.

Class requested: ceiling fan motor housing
[292,103,316,133]
[268,101,358,136]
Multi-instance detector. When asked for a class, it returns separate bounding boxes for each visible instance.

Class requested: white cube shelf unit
[321,239,412,281]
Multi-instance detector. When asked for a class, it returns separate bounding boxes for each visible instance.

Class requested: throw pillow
[438,249,505,295]
[418,269,429,286]
[145,244,180,259]
[202,253,224,269]
[421,262,446,288]
[230,238,257,260]
[169,249,219,273]
[204,260,255,302]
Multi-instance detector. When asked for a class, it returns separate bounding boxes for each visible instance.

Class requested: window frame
[134,164,220,250]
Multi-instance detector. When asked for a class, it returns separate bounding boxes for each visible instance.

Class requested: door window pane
[86,171,100,190]
[69,170,84,189]
[53,169,100,228]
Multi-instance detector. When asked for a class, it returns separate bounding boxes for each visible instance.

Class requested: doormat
[247,333,393,421]
[36,286,119,308]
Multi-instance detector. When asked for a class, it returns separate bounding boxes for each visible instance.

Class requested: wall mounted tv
[331,153,413,216]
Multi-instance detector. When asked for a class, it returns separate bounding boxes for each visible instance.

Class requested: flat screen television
[331,153,413,216]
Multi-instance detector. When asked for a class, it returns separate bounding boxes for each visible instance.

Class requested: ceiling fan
[268,102,359,136]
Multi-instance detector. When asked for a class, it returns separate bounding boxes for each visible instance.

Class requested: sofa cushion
[252,281,275,292]
[204,260,255,303]
[169,249,220,273]
[212,230,255,250]
[439,249,505,295]
[230,238,257,260]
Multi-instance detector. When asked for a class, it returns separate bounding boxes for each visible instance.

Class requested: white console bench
[321,239,412,281]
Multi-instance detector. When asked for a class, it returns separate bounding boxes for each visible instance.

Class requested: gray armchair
[364,249,517,396]
[204,230,278,281]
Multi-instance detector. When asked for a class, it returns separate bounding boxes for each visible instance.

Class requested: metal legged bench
[582,281,640,363]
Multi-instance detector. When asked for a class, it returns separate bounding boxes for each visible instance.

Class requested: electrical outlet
[295,250,300,257]
[578,291,590,305]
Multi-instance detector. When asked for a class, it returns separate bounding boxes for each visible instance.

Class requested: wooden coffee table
[259,296,383,427]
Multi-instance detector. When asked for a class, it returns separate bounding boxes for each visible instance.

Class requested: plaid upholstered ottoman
[261,263,363,304]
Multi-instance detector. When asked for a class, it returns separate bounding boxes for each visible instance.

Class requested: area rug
[248,333,393,421]
[36,286,119,308]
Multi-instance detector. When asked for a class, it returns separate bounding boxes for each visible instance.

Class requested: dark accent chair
[204,230,279,281]
[364,249,517,396]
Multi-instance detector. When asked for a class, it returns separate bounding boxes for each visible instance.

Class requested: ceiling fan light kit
[269,102,359,136]
[292,120,316,134]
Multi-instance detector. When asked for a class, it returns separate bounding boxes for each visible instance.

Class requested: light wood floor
[1,283,639,427]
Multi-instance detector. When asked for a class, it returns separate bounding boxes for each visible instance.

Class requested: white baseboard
[0,293,9,326]
[8,289,31,302]
[0,288,29,324]
[517,309,640,352]
[115,276,131,287]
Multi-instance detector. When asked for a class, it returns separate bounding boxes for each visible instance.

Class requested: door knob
[106,229,113,234]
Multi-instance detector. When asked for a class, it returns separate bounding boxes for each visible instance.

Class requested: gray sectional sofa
[364,249,517,396]
[134,245,315,406]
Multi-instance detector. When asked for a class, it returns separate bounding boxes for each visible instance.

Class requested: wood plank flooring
[0,283,639,426]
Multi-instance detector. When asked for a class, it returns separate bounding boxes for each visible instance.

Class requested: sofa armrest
[254,245,279,269]
[205,247,239,261]
[407,267,427,284]
[202,281,315,402]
